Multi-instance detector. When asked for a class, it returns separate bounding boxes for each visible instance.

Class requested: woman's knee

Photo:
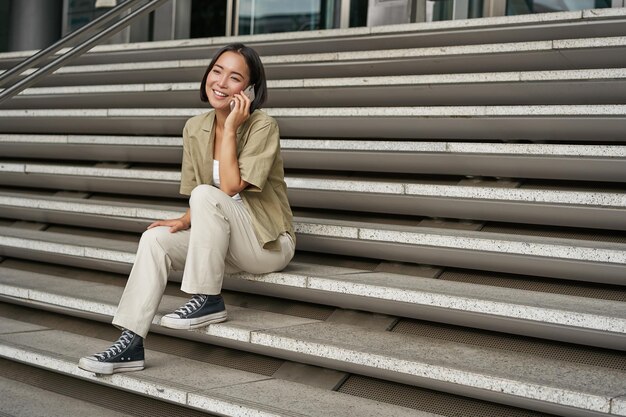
[139,226,174,249]
[189,184,228,207]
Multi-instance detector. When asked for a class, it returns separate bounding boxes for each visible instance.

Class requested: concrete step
[2,135,624,182]
[0,292,624,417]
[2,105,626,140]
[0,254,624,350]
[0,375,134,417]
[1,168,624,230]
[4,69,626,109]
[0,201,624,284]
[0,317,424,417]
[5,36,626,87]
[3,8,626,69]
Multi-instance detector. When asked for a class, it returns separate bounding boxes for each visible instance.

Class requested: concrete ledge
[1,292,624,417]
[2,137,625,182]
[3,134,625,157]
[2,8,623,62]
[1,225,625,348]
[0,319,424,417]
[0,375,132,417]
[5,68,626,110]
[2,106,626,139]
[2,180,626,235]
[1,168,623,208]
[4,35,626,87]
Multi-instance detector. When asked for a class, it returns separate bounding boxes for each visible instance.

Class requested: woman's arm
[146,208,191,233]
[218,91,251,196]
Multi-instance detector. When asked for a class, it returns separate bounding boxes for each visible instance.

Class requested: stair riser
[3,114,626,140]
[0,295,616,417]
[1,180,624,230]
[6,82,626,110]
[296,236,626,285]
[2,143,623,182]
[1,232,624,285]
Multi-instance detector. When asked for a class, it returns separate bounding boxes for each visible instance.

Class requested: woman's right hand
[147,217,190,233]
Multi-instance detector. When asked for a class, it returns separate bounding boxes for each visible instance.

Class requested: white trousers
[113,184,295,338]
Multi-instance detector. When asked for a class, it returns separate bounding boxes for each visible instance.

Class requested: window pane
[239,0,335,35]
[507,0,611,15]
[191,0,227,38]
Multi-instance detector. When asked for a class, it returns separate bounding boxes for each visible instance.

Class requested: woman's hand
[147,216,190,233]
[225,89,252,133]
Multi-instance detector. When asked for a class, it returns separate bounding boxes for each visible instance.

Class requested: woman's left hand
[225,90,251,132]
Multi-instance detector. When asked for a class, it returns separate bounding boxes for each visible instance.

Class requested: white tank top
[213,160,243,203]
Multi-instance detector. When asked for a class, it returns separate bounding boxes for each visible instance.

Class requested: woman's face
[205,51,251,112]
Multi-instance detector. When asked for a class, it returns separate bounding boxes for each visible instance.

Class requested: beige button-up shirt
[179,109,295,251]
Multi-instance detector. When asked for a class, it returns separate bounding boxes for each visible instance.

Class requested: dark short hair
[200,43,267,113]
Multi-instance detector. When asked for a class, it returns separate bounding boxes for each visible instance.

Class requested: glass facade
[67,0,111,33]
[0,0,623,52]
[238,0,338,35]
[506,0,611,15]
[190,0,227,38]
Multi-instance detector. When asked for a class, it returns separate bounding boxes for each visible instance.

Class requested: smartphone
[230,84,255,112]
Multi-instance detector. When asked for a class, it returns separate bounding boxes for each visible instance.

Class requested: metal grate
[391,319,626,371]
[338,375,556,417]
[480,222,626,244]
[0,302,284,376]
[439,268,626,302]
[0,358,216,417]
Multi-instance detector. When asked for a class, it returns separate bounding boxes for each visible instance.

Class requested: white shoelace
[174,294,207,317]
[94,330,134,360]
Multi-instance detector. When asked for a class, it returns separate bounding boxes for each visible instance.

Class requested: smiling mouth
[213,90,228,98]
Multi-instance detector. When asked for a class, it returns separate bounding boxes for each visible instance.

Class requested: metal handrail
[0,0,171,104]
[0,0,145,88]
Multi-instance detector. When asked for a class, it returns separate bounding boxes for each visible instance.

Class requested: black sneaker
[160,294,227,330]
[78,329,145,375]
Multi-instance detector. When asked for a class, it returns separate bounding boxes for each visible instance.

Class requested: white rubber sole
[78,356,145,375]
[159,310,228,330]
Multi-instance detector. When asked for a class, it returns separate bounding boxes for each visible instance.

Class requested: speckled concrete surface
[3,135,624,158]
[251,322,626,412]
[5,35,623,80]
[0,325,434,416]
[303,271,626,333]
[0,376,133,417]
[358,227,626,264]
[4,171,625,207]
[0,330,268,405]
[280,139,626,157]
[2,105,626,120]
[0,317,48,334]
[192,378,433,417]
[16,68,626,97]
[20,164,181,181]
[612,395,626,416]
[0,268,320,345]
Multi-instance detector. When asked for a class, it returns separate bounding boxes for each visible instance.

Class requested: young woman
[79,43,295,375]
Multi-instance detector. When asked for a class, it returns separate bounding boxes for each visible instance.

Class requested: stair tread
[1,279,625,414]
[2,7,625,67]
[0,267,321,341]
[13,68,626,97]
[0,375,133,417]
[2,134,626,158]
[1,171,624,207]
[2,245,624,338]
[2,202,625,262]
[0,319,426,417]
[4,36,626,77]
